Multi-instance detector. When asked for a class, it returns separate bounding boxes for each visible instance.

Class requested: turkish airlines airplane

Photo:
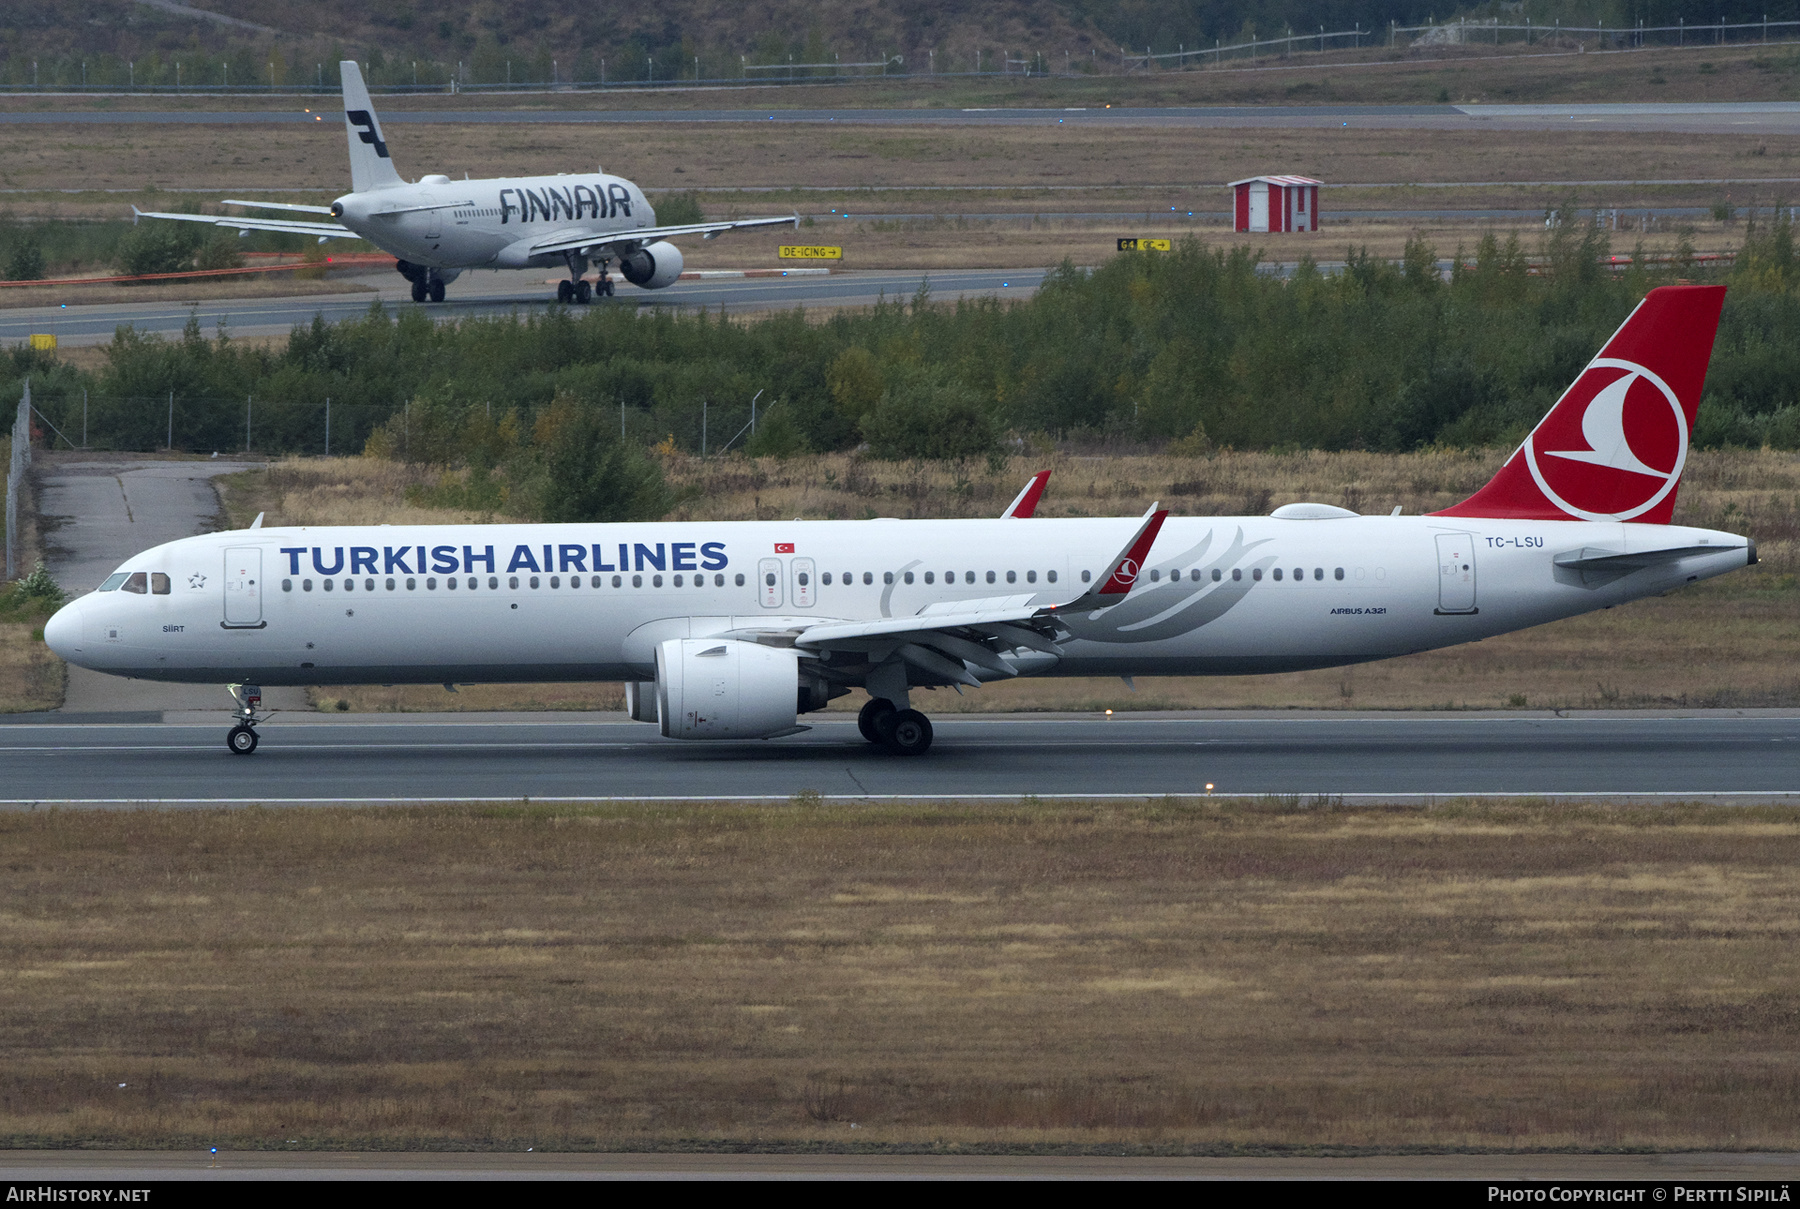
[43,285,1752,757]
[132,62,796,304]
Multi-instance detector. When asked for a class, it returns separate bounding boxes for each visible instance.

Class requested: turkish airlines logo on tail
[1524,358,1687,521]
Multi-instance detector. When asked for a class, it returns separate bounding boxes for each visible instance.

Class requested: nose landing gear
[226,683,266,756]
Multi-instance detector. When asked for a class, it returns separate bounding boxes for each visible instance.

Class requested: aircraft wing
[524,214,799,258]
[132,206,358,241]
[790,506,1170,683]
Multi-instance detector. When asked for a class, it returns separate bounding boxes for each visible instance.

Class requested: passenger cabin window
[150,573,171,595]
[122,572,148,594]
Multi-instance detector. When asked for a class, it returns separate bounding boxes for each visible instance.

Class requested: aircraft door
[791,557,816,608]
[758,557,783,608]
[425,205,441,240]
[223,546,265,627]
[1434,533,1477,615]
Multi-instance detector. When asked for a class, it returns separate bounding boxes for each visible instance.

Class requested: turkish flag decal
[774,542,795,554]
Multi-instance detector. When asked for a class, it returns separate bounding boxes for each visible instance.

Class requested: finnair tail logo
[1525,358,1687,521]
[346,110,390,158]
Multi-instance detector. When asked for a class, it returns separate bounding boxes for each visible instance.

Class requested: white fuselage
[332,173,654,270]
[45,514,1752,687]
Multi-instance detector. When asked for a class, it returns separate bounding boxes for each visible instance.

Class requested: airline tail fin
[340,61,404,192]
[1432,284,1726,524]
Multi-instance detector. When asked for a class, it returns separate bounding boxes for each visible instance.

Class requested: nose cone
[43,604,83,662]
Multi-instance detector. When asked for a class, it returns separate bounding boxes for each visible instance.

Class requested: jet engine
[655,638,802,740]
[619,241,684,289]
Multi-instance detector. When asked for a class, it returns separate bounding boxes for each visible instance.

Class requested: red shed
[1229,175,1322,233]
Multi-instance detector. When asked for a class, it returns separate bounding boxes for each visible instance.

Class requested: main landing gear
[397,260,446,303]
[555,252,614,305]
[857,697,934,756]
[225,683,265,756]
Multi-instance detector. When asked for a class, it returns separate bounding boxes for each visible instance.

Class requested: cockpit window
[99,573,129,592]
[150,573,171,595]
[121,572,148,594]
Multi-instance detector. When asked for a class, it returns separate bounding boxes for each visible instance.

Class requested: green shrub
[4,236,44,282]
[115,221,202,277]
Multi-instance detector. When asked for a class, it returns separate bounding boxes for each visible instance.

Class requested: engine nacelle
[619,240,684,289]
[623,681,658,723]
[656,638,799,740]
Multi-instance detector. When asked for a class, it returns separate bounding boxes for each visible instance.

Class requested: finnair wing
[1000,470,1051,518]
[132,206,357,241]
[791,506,1171,681]
[525,214,799,257]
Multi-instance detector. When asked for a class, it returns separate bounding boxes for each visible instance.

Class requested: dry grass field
[217,448,1799,714]
[1,122,1792,218]
[0,274,375,312]
[4,41,1797,113]
[1,798,1796,1150]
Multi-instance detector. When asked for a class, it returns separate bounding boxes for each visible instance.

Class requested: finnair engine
[656,638,800,739]
[619,240,684,289]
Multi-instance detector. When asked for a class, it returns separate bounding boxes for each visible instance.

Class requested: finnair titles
[133,61,797,305]
[44,286,1755,757]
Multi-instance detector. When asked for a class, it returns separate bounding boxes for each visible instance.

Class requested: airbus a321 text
[132,61,797,305]
[45,286,1753,757]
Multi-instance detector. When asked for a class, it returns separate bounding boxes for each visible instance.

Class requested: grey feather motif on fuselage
[1062,528,1274,644]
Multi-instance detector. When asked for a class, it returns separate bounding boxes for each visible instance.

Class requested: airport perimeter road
[0,268,1046,347]
[5,102,1800,133]
[1,712,1797,803]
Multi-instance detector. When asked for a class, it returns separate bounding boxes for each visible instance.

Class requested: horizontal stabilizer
[132,207,357,240]
[221,199,336,215]
[1552,543,1746,570]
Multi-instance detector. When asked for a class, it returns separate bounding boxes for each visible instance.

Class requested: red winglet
[1001,470,1052,518]
[1096,508,1168,599]
[1433,285,1726,524]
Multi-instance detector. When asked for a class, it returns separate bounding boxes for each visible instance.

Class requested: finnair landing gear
[858,698,933,755]
[398,260,449,303]
[226,683,265,756]
[559,252,594,304]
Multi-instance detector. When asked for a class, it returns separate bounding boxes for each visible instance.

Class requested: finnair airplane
[43,286,1753,757]
[133,62,796,305]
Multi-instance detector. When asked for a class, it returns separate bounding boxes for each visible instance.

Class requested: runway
[0,267,1048,347]
[2,711,1796,803]
[5,101,1800,133]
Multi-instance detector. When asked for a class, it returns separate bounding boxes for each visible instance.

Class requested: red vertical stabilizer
[1432,284,1726,524]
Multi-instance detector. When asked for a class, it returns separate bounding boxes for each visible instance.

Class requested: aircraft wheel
[574,280,592,304]
[857,697,895,744]
[428,280,445,303]
[600,278,615,297]
[877,709,933,756]
[557,280,573,304]
[227,725,259,755]
[410,281,427,303]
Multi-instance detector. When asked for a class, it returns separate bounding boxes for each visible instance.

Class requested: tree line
[7,214,1797,521]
